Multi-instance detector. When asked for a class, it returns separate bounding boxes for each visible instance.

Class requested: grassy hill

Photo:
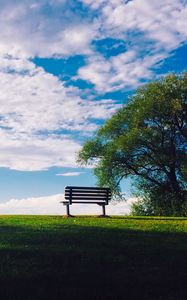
[0,215,187,300]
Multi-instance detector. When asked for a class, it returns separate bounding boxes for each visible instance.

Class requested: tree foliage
[78,73,187,216]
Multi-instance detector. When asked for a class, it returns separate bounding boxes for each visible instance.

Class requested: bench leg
[102,205,106,217]
[62,203,74,217]
[66,204,70,217]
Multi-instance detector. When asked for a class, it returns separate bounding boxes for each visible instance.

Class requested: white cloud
[78,51,166,92]
[82,0,187,49]
[0,193,138,215]
[0,1,96,58]
[0,56,118,133]
[81,0,106,10]
[56,172,84,176]
[78,0,187,91]
[0,56,119,170]
[0,0,186,62]
[0,130,81,171]
[0,194,64,215]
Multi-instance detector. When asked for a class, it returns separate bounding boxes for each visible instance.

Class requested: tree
[78,73,187,216]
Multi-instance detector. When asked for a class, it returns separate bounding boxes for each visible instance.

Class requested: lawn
[0,215,187,300]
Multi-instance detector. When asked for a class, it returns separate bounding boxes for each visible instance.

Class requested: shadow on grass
[0,222,187,300]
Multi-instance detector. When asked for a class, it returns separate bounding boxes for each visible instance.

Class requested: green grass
[0,215,187,299]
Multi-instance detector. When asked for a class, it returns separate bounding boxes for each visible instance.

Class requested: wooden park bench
[61,186,111,217]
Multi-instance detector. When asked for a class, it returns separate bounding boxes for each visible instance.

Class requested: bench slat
[65,193,111,197]
[65,186,110,191]
[65,195,111,199]
[62,201,106,204]
[65,198,111,201]
[65,196,109,201]
[65,191,111,195]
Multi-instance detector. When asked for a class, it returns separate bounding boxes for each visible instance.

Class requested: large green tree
[78,73,187,216]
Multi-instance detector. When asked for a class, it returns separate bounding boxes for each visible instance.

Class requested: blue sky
[0,0,187,214]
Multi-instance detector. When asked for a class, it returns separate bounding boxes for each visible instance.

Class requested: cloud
[56,172,84,176]
[0,56,119,170]
[0,58,117,134]
[82,0,187,49]
[1,0,186,62]
[0,130,81,171]
[0,193,138,215]
[77,0,187,91]
[78,51,166,92]
[0,194,64,215]
[0,0,96,58]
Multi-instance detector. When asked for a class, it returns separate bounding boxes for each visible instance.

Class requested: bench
[61,186,111,217]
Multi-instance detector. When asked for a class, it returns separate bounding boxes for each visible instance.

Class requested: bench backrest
[65,186,111,204]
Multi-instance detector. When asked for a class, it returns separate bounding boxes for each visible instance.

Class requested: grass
[0,215,187,300]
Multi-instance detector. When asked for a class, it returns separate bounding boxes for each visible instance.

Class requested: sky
[0,0,187,214]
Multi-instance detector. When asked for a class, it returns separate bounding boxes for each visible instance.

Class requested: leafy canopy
[78,73,187,215]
